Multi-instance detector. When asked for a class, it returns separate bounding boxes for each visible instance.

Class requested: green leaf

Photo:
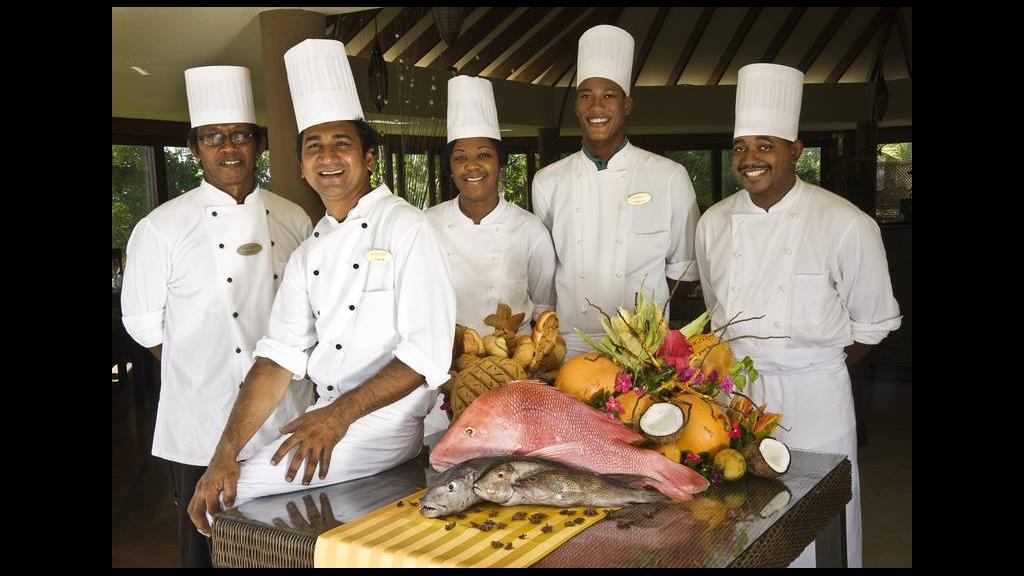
[680,311,711,339]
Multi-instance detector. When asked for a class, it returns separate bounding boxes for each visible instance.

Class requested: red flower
[656,330,692,375]
[614,372,633,394]
[605,396,624,416]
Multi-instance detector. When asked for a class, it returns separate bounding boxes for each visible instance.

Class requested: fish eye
[447,482,456,492]
[464,427,475,437]
[496,472,504,479]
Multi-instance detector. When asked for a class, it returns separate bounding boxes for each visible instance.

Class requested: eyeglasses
[197,131,255,147]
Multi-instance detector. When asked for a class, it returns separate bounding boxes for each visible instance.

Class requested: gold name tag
[237,242,263,256]
[366,249,392,262]
[627,192,652,206]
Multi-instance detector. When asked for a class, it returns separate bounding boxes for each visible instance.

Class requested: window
[371,144,385,190]
[721,150,742,198]
[112,145,156,258]
[403,153,432,209]
[164,147,202,200]
[876,142,912,222]
[503,153,529,209]
[664,150,712,212]
[795,147,821,186]
[257,150,272,190]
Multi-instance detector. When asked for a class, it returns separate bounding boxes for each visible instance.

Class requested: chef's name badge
[627,192,652,206]
[366,249,392,262]
[237,242,263,256]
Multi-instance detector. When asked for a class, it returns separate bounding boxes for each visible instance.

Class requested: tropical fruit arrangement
[555,286,791,483]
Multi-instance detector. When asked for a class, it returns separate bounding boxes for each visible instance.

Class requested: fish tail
[647,459,710,501]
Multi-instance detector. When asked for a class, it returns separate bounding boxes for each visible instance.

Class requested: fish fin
[603,474,657,489]
[524,443,578,462]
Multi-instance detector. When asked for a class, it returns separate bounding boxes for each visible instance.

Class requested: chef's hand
[187,455,241,537]
[272,492,342,532]
[273,404,351,485]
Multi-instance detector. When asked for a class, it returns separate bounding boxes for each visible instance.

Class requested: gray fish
[473,459,567,506]
[512,469,667,508]
[419,456,508,518]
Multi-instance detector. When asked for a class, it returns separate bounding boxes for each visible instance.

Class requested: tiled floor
[111,366,912,568]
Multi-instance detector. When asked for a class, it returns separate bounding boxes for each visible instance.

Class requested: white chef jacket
[694,178,902,371]
[694,178,902,568]
[532,141,700,355]
[121,181,314,466]
[425,195,555,335]
[229,185,455,499]
[254,184,455,425]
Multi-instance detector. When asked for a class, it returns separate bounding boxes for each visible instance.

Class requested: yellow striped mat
[314,488,615,568]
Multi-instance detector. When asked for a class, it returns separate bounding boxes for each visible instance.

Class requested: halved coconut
[743,437,791,478]
[639,402,686,444]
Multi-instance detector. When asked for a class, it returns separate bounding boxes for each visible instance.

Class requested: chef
[532,24,701,358]
[423,75,556,434]
[120,65,314,567]
[188,39,455,536]
[694,63,902,568]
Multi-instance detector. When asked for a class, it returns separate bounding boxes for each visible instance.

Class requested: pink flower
[721,376,734,395]
[632,386,646,397]
[614,372,633,394]
[605,396,624,415]
[656,331,692,375]
[729,421,742,439]
[684,452,701,464]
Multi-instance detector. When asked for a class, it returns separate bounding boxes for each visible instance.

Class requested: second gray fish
[473,458,567,506]
[512,468,667,508]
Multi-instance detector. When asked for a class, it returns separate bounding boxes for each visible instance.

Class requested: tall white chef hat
[446,75,501,143]
[576,25,634,95]
[284,39,364,133]
[184,66,256,128]
[734,63,804,142]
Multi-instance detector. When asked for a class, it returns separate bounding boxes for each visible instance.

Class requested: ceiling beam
[491,8,587,80]
[427,7,517,72]
[336,9,383,45]
[867,9,898,82]
[396,19,440,66]
[356,7,431,59]
[459,7,553,76]
[761,7,806,63]
[896,7,912,78]
[536,46,577,87]
[709,6,761,85]
[633,7,671,86]
[798,6,852,73]
[513,7,623,85]
[667,7,716,86]
[827,8,893,83]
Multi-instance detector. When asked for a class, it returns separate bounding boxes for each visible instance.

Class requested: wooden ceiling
[328,7,912,87]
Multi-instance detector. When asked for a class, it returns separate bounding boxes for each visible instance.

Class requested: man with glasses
[532,25,701,359]
[120,65,314,567]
